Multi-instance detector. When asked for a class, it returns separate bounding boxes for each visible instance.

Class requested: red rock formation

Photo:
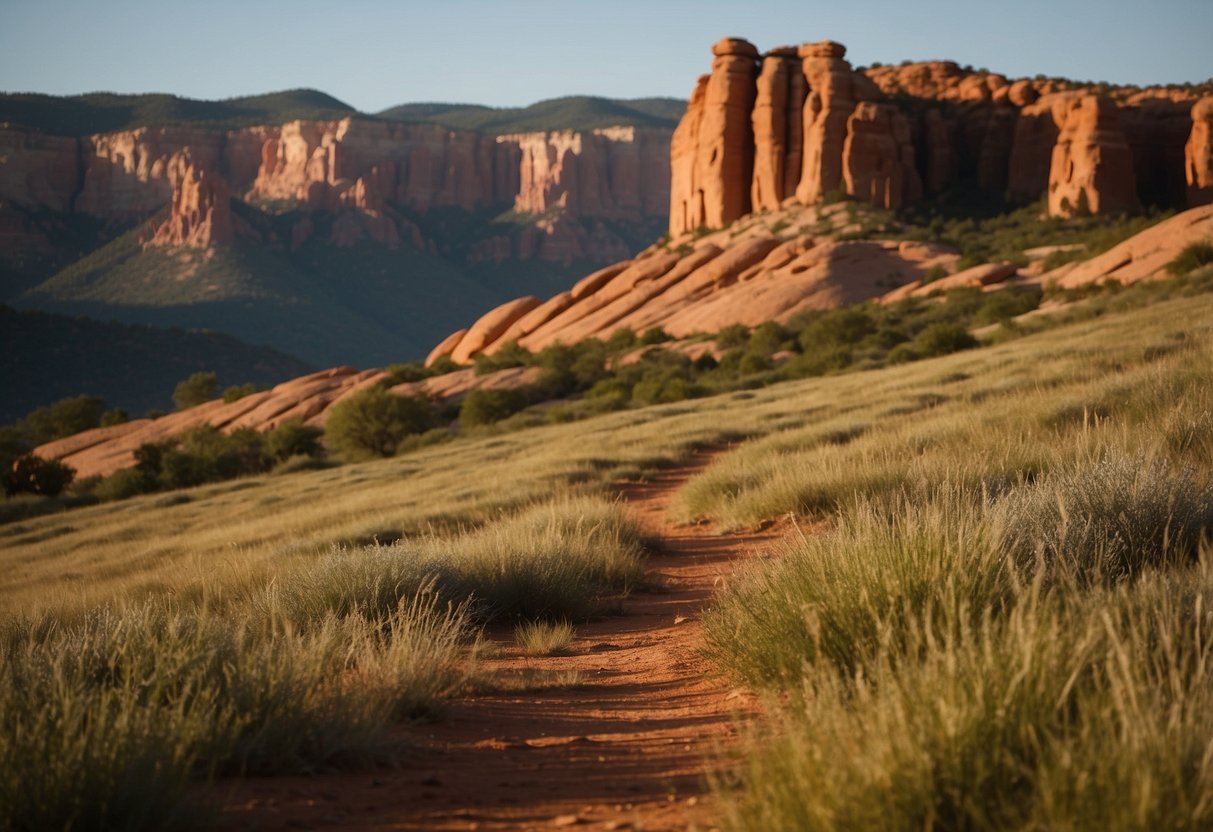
[506,127,670,220]
[1049,204,1213,287]
[1007,93,1080,201]
[147,151,233,248]
[751,47,807,211]
[796,40,865,205]
[1186,97,1213,206]
[1048,96,1138,217]
[449,296,543,365]
[668,37,759,236]
[76,127,226,218]
[842,102,922,209]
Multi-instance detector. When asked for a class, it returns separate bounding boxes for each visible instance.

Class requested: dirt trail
[216,452,775,831]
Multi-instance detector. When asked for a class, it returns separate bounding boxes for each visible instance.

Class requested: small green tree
[222,383,259,403]
[325,387,433,458]
[173,372,218,410]
[459,388,528,428]
[264,420,324,462]
[2,455,75,498]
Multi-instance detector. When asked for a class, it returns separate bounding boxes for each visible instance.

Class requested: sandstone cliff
[147,151,233,248]
[1,115,674,268]
[1188,97,1213,206]
[667,39,1205,233]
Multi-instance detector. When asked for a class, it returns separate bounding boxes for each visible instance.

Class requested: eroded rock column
[751,46,807,211]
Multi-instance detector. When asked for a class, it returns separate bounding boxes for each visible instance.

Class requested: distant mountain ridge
[0,89,685,137]
[0,304,313,423]
[376,96,686,133]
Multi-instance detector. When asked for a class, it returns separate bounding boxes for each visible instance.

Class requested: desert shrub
[515,620,576,656]
[324,387,434,458]
[172,371,217,410]
[534,340,608,396]
[459,388,528,427]
[973,287,1041,325]
[221,383,259,403]
[921,264,949,283]
[914,322,979,357]
[997,453,1213,583]
[605,327,638,354]
[383,361,432,385]
[277,497,645,623]
[99,409,128,427]
[92,467,155,501]
[473,340,533,376]
[638,327,672,346]
[14,395,106,445]
[1166,241,1213,276]
[715,323,749,349]
[0,591,472,830]
[798,306,876,353]
[263,420,324,462]
[2,454,76,498]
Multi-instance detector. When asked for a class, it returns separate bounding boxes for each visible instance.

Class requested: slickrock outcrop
[32,362,545,481]
[33,366,385,481]
[1049,204,1213,289]
[432,202,959,363]
[751,47,807,211]
[147,152,233,248]
[1188,98,1213,206]
[448,296,543,365]
[842,103,921,209]
[669,38,759,236]
[880,261,1019,303]
[1047,96,1138,217]
[795,40,860,206]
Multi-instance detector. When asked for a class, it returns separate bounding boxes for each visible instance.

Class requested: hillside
[377,95,686,132]
[0,304,313,422]
[4,287,1213,828]
[0,89,358,136]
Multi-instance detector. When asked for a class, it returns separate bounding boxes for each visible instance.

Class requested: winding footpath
[216,452,776,831]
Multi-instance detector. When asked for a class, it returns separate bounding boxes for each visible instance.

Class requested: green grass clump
[0,590,471,830]
[1167,240,1213,276]
[708,447,1213,829]
[279,497,645,624]
[515,620,577,655]
[717,570,1213,831]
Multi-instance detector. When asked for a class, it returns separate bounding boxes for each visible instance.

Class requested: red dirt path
[213,452,775,831]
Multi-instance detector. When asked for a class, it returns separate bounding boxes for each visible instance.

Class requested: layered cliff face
[0,115,674,270]
[668,38,1208,234]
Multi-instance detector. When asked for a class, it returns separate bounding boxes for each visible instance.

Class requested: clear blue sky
[1,0,1208,112]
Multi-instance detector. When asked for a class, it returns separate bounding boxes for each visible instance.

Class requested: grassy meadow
[1,282,1212,828]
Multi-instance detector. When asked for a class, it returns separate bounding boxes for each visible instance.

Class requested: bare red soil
[212,452,775,831]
